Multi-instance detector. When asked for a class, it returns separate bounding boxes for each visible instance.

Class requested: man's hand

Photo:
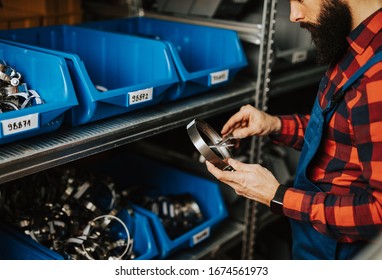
[221,104,281,139]
[206,158,280,207]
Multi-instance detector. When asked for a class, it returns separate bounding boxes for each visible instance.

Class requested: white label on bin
[1,113,39,136]
[292,50,308,64]
[128,88,153,105]
[210,70,229,85]
[192,227,210,245]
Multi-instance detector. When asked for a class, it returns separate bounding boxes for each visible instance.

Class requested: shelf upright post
[241,0,278,260]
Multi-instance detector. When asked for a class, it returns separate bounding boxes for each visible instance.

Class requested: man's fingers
[221,112,246,135]
[206,161,244,186]
[205,161,223,178]
[227,158,255,172]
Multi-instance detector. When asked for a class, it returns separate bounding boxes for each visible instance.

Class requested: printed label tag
[210,70,229,85]
[192,227,210,245]
[2,113,39,136]
[292,50,308,64]
[128,88,153,105]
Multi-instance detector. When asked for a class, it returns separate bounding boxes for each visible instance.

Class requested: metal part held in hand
[186,119,235,171]
[209,135,241,148]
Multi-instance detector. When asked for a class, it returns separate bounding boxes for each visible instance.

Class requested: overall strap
[332,51,382,105]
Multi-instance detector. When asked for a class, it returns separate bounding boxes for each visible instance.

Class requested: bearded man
[205,0,382,259]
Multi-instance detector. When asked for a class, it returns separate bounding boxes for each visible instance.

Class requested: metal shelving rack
[0,79,256,185]
[241,0,278,260]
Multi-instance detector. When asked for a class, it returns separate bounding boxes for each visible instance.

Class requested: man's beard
[301,0,353,65]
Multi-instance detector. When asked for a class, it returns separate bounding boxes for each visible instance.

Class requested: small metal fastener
[0,62,44,113]
[0,71,11,83]
[10,77,20,87]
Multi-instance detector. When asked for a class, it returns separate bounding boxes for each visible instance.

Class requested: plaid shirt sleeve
[271,114,310,150]
[282,65,382,242]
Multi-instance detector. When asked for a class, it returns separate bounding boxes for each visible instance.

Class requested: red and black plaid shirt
[273,8,382,243]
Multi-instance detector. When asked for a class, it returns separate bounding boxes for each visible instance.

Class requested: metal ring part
[81,214,131,260]
[187,119,235,171]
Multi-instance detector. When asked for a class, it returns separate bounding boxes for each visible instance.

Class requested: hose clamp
[187,119,235,171]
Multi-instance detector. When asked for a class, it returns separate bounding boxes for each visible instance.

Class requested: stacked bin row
[0,155,228,259]
[0,25,180,126]
[0,16,247,141]
[78,17,248,101]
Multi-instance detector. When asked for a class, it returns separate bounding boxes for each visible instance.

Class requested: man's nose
[290,2,304,22]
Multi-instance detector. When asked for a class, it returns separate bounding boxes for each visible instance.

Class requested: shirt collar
[347,8,382,55]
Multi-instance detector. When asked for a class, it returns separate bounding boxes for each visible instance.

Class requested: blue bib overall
[290,52,382,259]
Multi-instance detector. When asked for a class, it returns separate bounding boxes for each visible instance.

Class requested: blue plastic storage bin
[79,17,248,101]
[0,41,78,144]
[0,209,158,260]
[100,154,228,259]
[0,25,179,126]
